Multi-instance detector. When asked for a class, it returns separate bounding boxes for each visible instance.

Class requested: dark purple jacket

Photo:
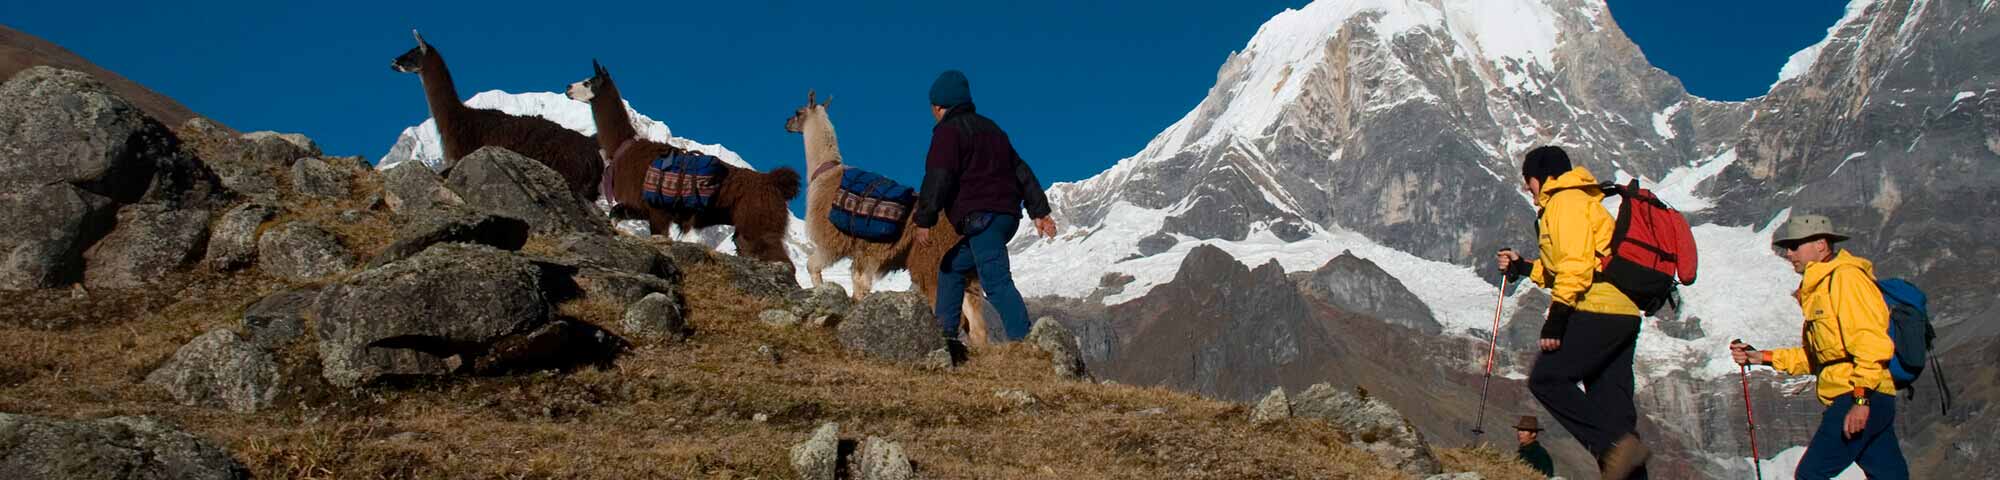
[914,104,1053,230]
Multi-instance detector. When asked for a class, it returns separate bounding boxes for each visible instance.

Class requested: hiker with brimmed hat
[1514,416,1556,478]
[1495,145,1650,479]
[1731,213,1908,479]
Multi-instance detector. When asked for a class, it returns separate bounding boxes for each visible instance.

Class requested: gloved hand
[1540,302,1574,344]
[1496,248,1533,281]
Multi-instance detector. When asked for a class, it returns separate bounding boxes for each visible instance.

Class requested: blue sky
[8,1,1843,212]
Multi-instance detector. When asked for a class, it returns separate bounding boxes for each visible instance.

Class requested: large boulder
[789,422,840,480]
[0,66,190,204]
[1250,387,1291,425]
[0,183,116,290]
[365,206,529,269]
[622,292,687,341]
[1025,317,1088,379]
[82,204,211,289]
[288,157,351,199]
[1291,383,1443,476]
[837,292,946,363]
[1297,251,1442,335]
[443,147,608,235]
[176,119,315,196]
[0,413,249,479]
[380,159,461,215]
[256,221,355,281]
[560,234,675,278]
[143,329,283,413]
[787,283,853,325]
[313,243,555,387]
[241,287,316,351]
[201,201,276,271]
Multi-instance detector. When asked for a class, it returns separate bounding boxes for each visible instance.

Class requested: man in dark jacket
[1515,416,1556,478]
[912,70,1058,343]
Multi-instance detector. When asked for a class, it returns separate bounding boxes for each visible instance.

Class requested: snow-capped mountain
[377,89,913,291]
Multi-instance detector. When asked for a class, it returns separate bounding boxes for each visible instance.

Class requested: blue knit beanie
[929,70,972,108]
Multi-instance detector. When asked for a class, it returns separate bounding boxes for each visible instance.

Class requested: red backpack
[1597,179,1699,315]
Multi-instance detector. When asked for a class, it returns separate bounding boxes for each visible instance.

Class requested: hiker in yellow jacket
[1732,214,1907,479]
[1495,146,1648,480]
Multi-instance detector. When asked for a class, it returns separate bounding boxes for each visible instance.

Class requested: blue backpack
[1841,273,1952,414]
[828,168,916,242]
[642,152,726,211]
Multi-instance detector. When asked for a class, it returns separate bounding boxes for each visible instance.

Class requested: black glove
[1541,303,1575,341]
[1504,257,1533,281]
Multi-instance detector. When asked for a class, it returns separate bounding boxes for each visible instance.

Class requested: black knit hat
[1521,146,1573,182]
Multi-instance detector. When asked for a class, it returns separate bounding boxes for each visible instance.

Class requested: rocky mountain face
[1019,0,2000,478]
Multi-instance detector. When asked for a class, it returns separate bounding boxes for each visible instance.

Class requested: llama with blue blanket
[785,91,998,345]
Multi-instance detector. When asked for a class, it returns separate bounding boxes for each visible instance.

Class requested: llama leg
[960,288,993,347]
[852,262,877,298]
[806,249,834,288]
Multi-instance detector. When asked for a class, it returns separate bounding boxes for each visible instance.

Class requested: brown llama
[783,91,997,345]
[566,61,800,265]
[391,30,602,198]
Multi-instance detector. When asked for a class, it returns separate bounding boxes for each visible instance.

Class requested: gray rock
[0,183,116,290]
[623,292,687,341]
[144,329,282,413]
[921,348,954,371]
[366,206,530,269]
[1251,387,1291,425]
[256,221,355,281]
[289,157,351,199]
[444,146,609,235]
[788,283,853,324]
[1423,473,1483,480]
[1292,383,1443,476]
[1654,312,1706,341]
[312,243,549,388]
[760,309,801,327]
[655,241,798,303]
[81,204,210,289]
[241,288,317,351]
[572,266,678,309]
[857,436,916,480]
[381,159,461,215]
[995,389,1039,408]
[838,292,947,363]
[1135,231,1177,257]
[1025,317,1088,379]
[0,413,248,479]
[1297,250,1442,335]
[0,66,183,204]
[560,233,674,278]
[241,131,319,155]
[202,202,276,271]
[789,422,840,480]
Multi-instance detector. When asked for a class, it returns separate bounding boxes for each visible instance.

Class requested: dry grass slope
[0,203,1540,479]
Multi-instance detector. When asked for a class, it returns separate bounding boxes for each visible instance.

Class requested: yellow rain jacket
[1768,250,1898,405]
[1527,168,1640,316]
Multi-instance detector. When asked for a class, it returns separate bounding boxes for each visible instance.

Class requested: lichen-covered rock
[381,158,462,215]
[1250,387,1291,425]
[202,201,276,271]
[0,413,249,479]
[241,287,317,351]
[289,157,352,199]
[256,221,355,281]
[0,66,188,204]
[82,204,210,289]
[838,292,946,363]
[623,292,687,341]
[144,329,282,413]
[789,422,840,480]
[1025,317,1088,379]
[365,206,529,269]
[444,146,608,235]
[1292,383,1443,476]
[0,183,116,290]
[312,243,548,388]
[857,436,916,480]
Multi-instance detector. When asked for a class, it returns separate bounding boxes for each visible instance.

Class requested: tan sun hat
[1772,214,1851,249]
[1513,416,1543,432]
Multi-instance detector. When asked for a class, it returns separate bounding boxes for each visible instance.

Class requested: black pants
[1528,311,1646,477]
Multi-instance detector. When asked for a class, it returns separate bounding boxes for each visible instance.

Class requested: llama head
[784,89,832,134]
[566,60,612,103]
[392,29,435,73]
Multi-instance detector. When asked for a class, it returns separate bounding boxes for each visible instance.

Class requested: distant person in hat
[1515,416,1556,478]
[1731,213,1907,479]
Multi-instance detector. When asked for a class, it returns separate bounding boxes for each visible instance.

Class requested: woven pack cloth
[830,167,915,242]
[643,152,726,211]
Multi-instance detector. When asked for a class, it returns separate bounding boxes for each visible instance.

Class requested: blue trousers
[1795,391,1907,480]
[935,212,1032,341]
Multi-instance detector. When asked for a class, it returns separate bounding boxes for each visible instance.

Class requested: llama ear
[593,59,605,75]
[808,89,817,107]
[821,95,832,109]
[412,30,428,51]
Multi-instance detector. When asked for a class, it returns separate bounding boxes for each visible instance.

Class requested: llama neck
[417,51,469,160]
[801,113,842,174]
[589,82,640,155]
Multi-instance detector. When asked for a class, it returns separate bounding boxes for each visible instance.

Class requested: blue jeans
[935,212,1032,341]
[1795,391,1907,480]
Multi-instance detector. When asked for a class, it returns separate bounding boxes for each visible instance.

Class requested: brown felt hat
[1513,416,1543,432]
[1772,214,1851,249]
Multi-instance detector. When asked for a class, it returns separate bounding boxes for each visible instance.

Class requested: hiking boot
[945,339,969,364]
[1600,432,1651,480]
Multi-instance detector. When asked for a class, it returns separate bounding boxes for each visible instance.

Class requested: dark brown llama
[391,30,602,198]
[567,61,800,265]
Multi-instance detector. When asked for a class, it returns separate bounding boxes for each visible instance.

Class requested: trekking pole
[1471,274,1511,445]
[1736,351,1764,480]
